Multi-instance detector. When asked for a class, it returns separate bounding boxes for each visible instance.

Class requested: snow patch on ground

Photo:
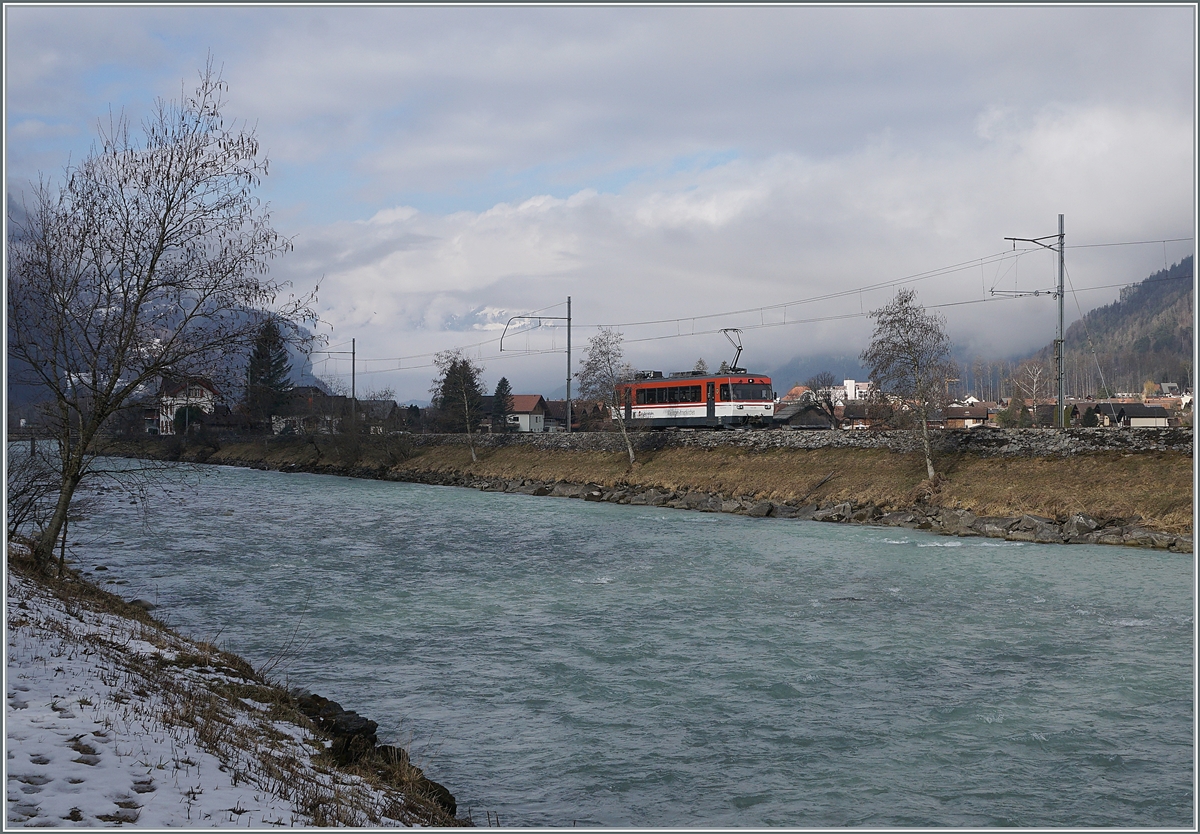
[6,570,426,828]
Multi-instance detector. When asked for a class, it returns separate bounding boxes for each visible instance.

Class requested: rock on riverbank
[395,469,1193,553]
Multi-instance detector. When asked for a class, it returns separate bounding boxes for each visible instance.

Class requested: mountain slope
[1033,255,1193,394]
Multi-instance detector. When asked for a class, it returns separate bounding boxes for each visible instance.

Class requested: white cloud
[275,98,1191,400]
[5,5,1193,402]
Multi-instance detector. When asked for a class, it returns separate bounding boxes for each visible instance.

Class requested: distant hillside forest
[959,255,1193,401]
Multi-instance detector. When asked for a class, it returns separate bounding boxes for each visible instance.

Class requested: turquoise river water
[65,462,1193,827]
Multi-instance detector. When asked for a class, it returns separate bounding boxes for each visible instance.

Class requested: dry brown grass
[107,435,1195,534]
[393,444,1193,534]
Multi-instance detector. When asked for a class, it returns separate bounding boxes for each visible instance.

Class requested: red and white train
[613,369,776,429]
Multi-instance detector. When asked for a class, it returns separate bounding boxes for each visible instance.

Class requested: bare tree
[860,288,956,481]
[318,375,350,397]
[7,59,315,572]
[6,437,59,543]
[1016,361,1046,407]
[576,329,638,465]
[361,386,396,402]
[801,371,842,429]
[430,349,486,462]
[1015,361,1048,426]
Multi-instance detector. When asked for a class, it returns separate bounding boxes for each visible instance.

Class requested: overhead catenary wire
[328,237,1194,379]
[1065,236,1192,250]
[346,294,1035,374]
[586,248,1025,331]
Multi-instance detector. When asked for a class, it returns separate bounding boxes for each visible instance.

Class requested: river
[64,461,1193,827]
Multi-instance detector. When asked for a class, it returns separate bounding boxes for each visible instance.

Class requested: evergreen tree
[492,377,515,432]
[431,349,486,461]
[245,321,293,423]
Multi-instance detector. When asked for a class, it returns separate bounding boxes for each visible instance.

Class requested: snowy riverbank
[5,549,465,828]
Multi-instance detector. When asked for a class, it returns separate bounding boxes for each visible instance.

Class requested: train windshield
[730,384,773,401]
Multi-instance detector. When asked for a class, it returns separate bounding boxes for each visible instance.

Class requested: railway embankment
[103,427,1193,551]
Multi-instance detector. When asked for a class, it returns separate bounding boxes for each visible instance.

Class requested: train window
[731,384,772,401]
[719,384,730,400]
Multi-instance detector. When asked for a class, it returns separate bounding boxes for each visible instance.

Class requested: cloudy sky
[5,5,1195,402]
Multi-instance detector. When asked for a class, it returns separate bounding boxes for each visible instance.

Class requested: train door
[624,387,633,421]
[706,382,716,424]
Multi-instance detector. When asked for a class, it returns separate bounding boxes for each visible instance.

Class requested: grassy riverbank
[109,434,1193,536]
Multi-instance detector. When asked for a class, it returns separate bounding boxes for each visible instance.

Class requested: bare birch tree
[1015,361,1048,425]
[860,288,956,481]
[575,329,638,465]
[7,59,315,572]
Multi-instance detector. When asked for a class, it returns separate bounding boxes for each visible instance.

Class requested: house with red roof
[506,394,549,432]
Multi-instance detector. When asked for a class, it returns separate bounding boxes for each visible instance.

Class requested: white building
[506,395,549,433]
[840,379,875,401]
[157,378,219,435]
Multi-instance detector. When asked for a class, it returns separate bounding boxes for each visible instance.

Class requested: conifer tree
[493,377,515,432]
[431,349,486,461]
[245,321,293,424]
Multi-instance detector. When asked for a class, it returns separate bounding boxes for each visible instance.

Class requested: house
[543,400,574,432]
[1118,403,1171,428]
[156,378,219,435]
[943,405,989,429]
[1093,402,1171,428]
[571,400,611,431]
[776,384,810,404]
[840,401,881,430]
[772,399,833,429]
[839,379,875,402]
[507,395,549,433]
[359,399,402,435]
[272,386,353,434]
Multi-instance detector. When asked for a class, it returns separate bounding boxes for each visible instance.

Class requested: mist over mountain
[764,256,1193,403]
[953,256,1194,401]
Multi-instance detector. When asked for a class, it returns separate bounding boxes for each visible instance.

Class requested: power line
[585,248,1024,330]
[324,242,1193,379]
[1066,236,1193,250]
